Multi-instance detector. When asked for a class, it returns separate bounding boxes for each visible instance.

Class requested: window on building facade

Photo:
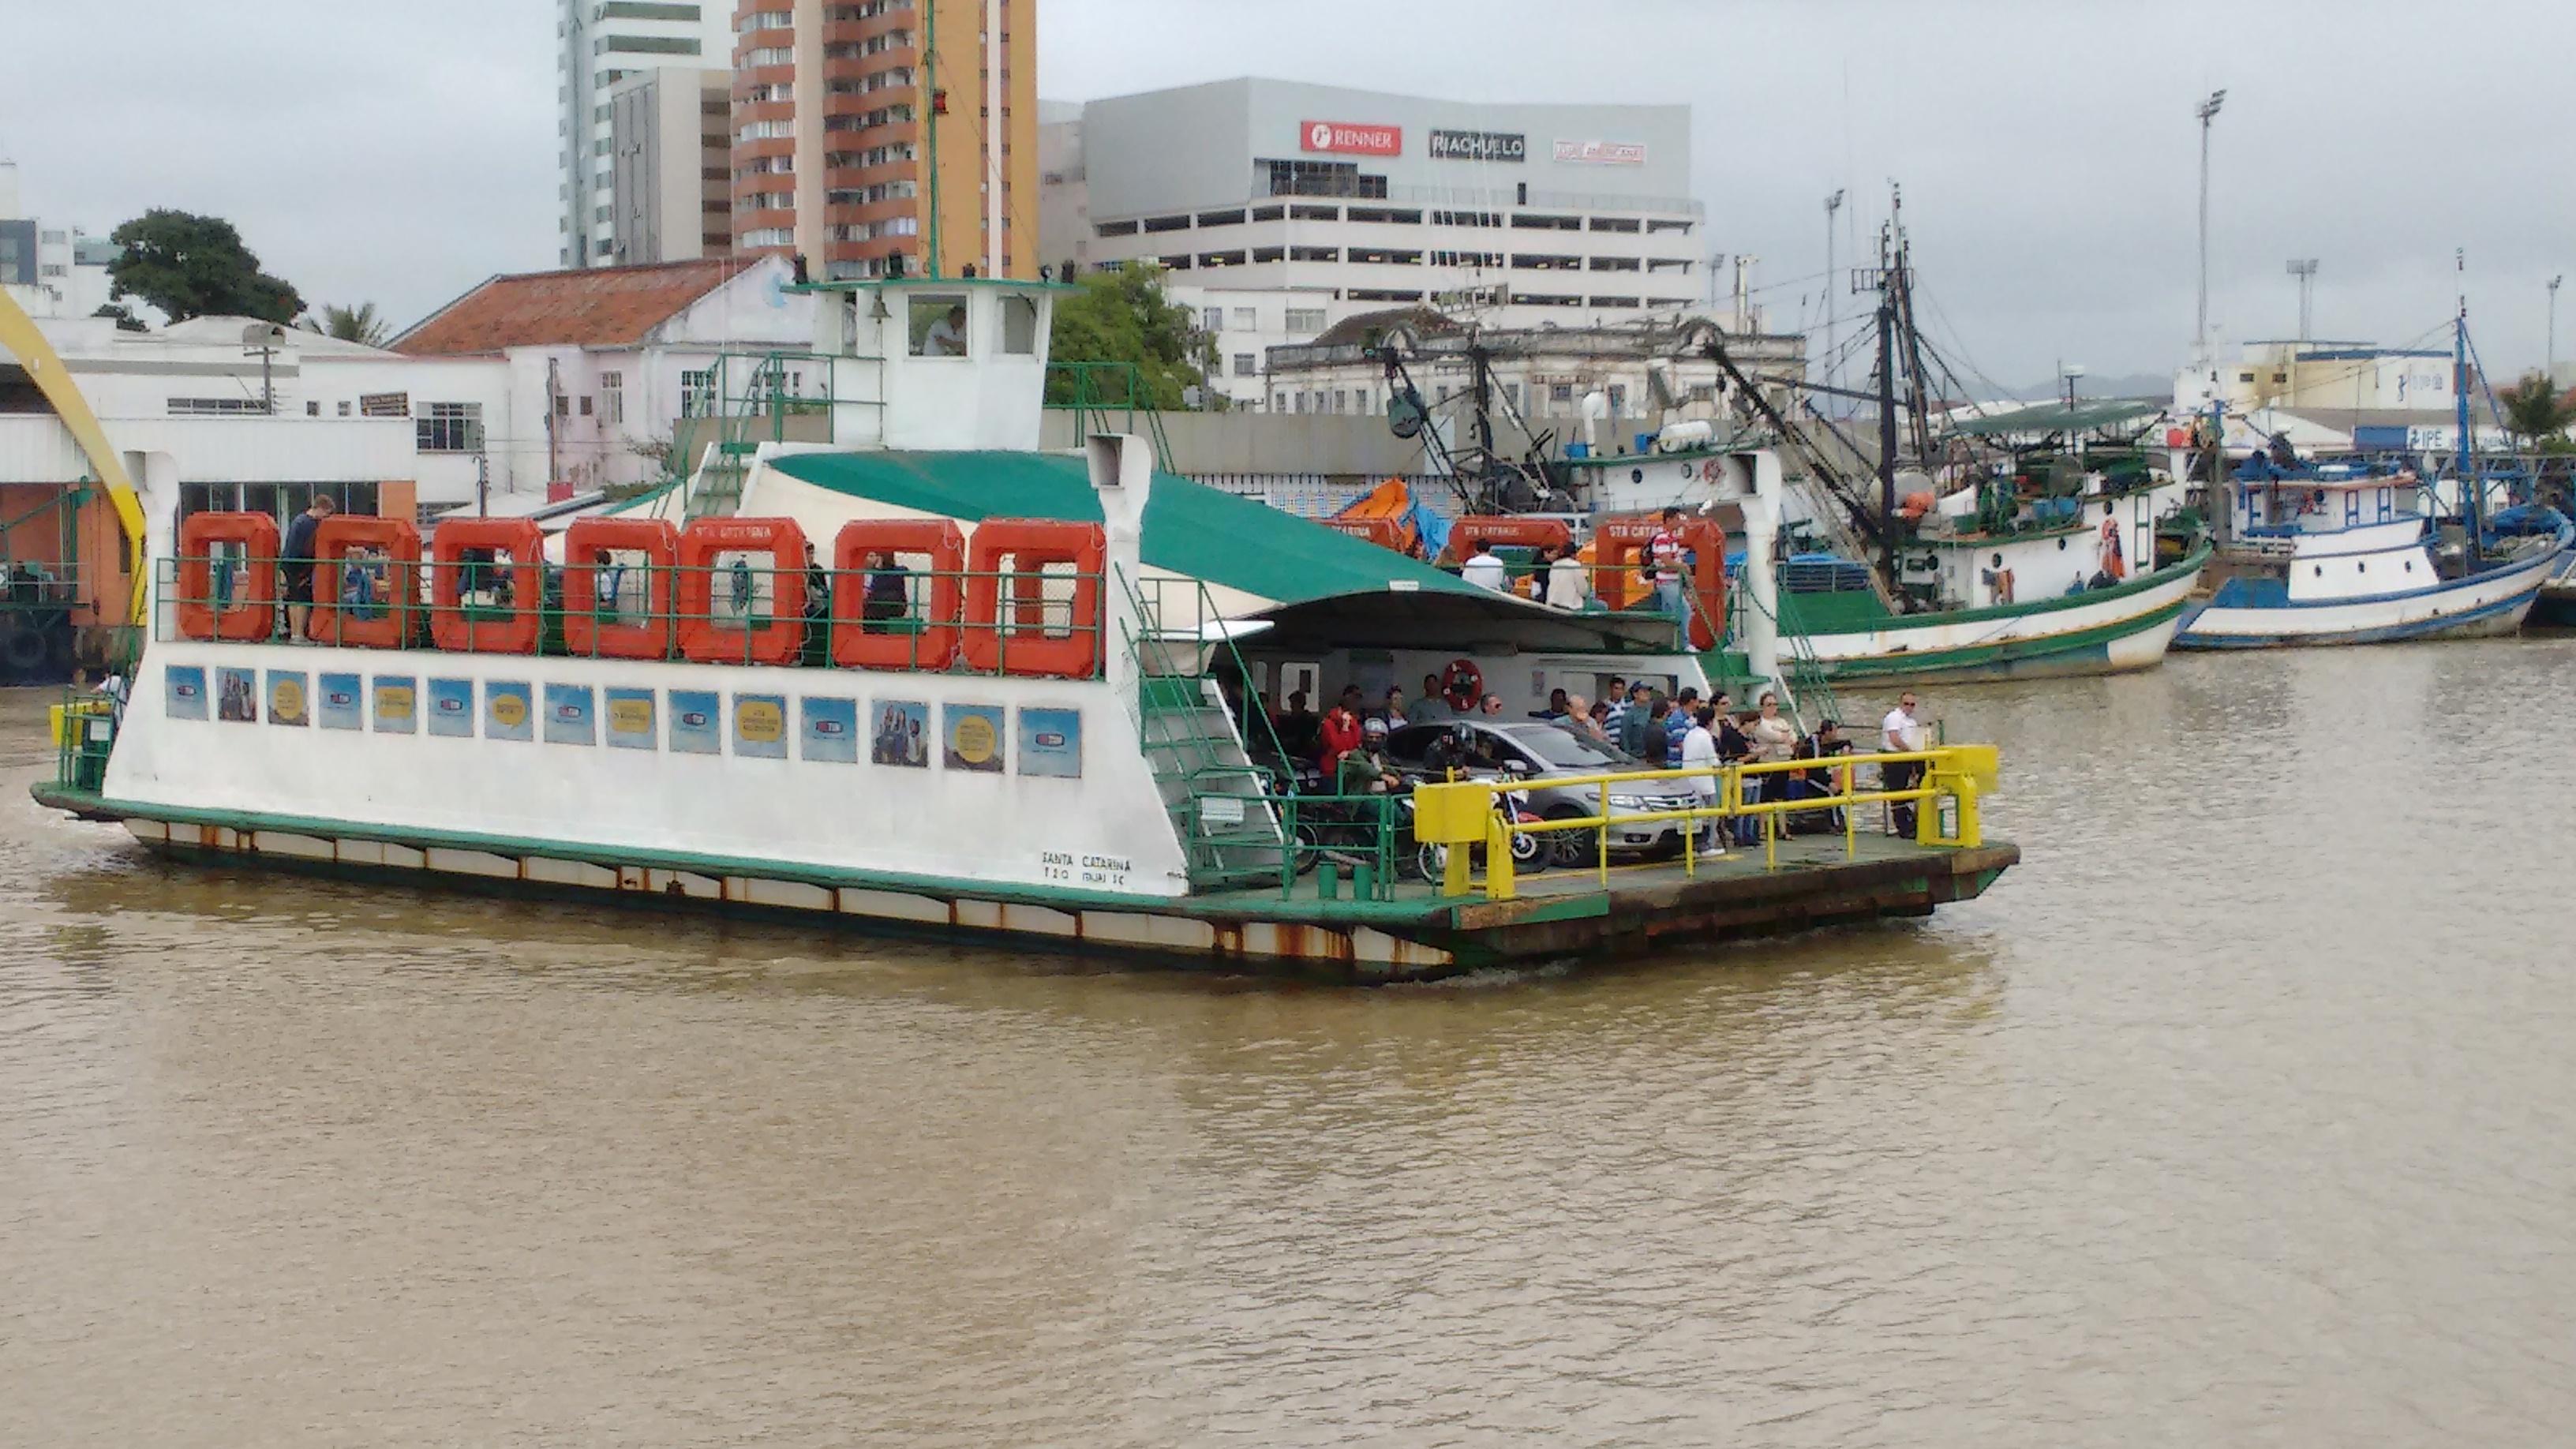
[1288,204,1339,222]
[1589,256,1642,271]
[1233,354,1256,376]
[417,402,484,453]
[1646,218,1694,235]
[598,371,626,424]
[1288,245,1339,264]
[1284,308,1327,335]
[681,369,717,413]
[1203,307,1225,333]
[1230,308,1257,330]
[1260,159,1386,200]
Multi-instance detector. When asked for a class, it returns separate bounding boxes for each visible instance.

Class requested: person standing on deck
[1647,507,1688,622]
[1545,545,1590,610]
[280,494,333,641]
[802,542,830,665]
[1881,691,1926,836]
[1317,687,1365,779]
[1459,538,1509,591]
[1614,683,1657,758]
[1681,705,1726,859]
[1406,674,1447,726]
[1747,691,1798,822]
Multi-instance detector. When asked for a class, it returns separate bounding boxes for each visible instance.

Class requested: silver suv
[1383,720,1695,866]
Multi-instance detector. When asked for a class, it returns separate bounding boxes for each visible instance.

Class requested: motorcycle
[1409,777,1548,882]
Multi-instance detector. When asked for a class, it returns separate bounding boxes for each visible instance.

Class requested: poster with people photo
[871,700,928,767]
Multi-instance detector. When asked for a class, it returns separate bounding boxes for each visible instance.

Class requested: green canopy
[767,450,1489,609]
[1945,398,2162,438]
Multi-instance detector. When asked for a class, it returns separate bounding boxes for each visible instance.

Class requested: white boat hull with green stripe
[1777,547,2211,686]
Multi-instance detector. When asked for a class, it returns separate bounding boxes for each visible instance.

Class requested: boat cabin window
[909,294,972,358]
[1000,294,1039,355]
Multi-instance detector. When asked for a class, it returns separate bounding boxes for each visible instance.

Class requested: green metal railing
[1046,361,1177,469]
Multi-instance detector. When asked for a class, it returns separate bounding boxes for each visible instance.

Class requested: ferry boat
[2176,314,2574,649]
[29,275,2016,980]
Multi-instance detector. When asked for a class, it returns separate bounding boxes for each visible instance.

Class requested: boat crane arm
[0,287,150,627]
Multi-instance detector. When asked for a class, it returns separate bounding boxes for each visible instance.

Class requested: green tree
[106,209,301,324]
[2497,370,2575,451]
[1045,264,1213,410]
[310,301,390,347]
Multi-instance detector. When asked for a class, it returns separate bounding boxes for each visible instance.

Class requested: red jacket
[1317,707,1365,771]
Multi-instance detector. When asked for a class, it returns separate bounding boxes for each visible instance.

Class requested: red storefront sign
[1300,120,1402,156]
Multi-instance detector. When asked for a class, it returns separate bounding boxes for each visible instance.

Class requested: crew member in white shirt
[1881,691,1925,836]
[1544,545,1589,610]
[1458,538,1509,591]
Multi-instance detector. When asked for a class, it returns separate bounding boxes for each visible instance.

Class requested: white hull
[2177,540,2565,648]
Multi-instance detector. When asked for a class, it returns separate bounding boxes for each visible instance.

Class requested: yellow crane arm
[0,287,152,627]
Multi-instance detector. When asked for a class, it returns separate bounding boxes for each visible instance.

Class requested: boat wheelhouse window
[909,294,971,357]
[1000,294,1039,354]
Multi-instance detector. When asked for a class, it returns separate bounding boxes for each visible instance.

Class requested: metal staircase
[1118,571,1287,889]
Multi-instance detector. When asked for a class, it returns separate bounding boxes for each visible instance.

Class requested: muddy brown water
[5,641,2574,1445]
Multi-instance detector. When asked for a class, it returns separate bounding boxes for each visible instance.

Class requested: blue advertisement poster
[943,703,1005,773]
[485,681,534,742]
[733,693,788,759]
[871,700,929,767]
[165,665,208,721]
[427,679,474,737]
[801,696,859,764]
[605,688,656,751]
[316,672,363,732]
[266,671,310,728]
[216,668,257,723]
[374,676,418,734]
[544,683,596,746]
[668,690,721,755]
[1017,707,1083,778]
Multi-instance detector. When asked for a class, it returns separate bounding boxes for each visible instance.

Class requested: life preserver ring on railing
[430,517,545,654]
[562,517,678,661]
[960,519,1105,679]
[676,517,808,666]
[1443,657,1483,709]
[305,515,421,649]
[174,511,281,642]
[833,518,964,672]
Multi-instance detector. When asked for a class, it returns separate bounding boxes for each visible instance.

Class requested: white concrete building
[392,256,818,499]
[560,0,736,268]
[0,162,117,322]
[1042,78,1730,407]
[2177,340,2459,417]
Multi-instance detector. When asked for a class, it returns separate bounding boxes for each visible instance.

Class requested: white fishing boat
[2177,310,2574,649]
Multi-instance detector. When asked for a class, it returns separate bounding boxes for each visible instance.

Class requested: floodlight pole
[2287,258,2319,343]
[2196,90,2226,361]
[2550,275,2563,381]
[1822,189,1844,392]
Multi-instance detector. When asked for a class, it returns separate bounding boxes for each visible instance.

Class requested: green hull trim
[1804,595,2193,684]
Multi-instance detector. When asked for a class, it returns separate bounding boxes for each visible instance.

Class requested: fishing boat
[2175,309,2574,648]
[27,274,2015,980]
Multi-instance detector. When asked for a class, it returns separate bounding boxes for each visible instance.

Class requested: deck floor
[1199,826,1973,917]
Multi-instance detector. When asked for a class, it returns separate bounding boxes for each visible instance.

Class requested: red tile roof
[392,258,758,355]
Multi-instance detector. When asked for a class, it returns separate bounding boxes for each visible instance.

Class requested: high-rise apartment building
[608,68,735,264]
[560,0,736,268]
[728,0,1036,281]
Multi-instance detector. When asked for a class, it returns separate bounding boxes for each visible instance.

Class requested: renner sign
[1301,120,1402,156]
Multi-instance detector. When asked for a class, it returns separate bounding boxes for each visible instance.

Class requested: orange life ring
[960,519,1105,679]
[561,517,679,661]
[1443,657,1484,708]
[174,511,280,642]
[304,515,420,649]
[833,518,964,671]
[676,517,809,666]
[429,518,545,654]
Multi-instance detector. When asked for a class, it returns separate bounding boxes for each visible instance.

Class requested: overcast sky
[7,0,2570,389]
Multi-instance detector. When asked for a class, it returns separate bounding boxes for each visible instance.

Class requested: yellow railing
[1409,745,2001,901]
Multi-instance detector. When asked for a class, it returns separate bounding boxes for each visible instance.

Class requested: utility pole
[1822,189,1844,392]
[2196,89,2226,361]
[2286,258,2318,343]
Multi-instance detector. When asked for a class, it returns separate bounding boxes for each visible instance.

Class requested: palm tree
[2496,370,2575,454]
[316,301,390,348]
